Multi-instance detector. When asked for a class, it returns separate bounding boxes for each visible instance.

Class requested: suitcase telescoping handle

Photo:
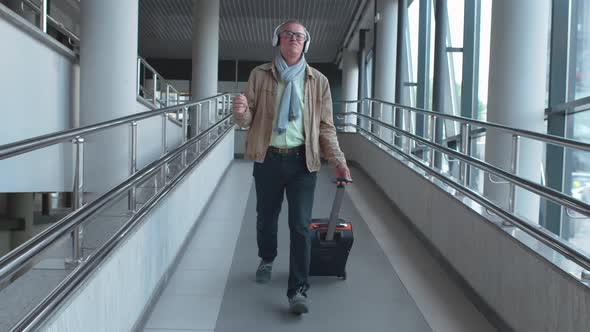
[325,178,351,241]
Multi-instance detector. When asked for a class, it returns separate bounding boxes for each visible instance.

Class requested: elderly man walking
[232,20,351,315]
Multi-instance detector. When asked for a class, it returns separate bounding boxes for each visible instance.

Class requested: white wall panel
[0,8,75,193]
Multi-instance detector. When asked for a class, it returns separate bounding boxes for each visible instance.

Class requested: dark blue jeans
[253,148,317,298]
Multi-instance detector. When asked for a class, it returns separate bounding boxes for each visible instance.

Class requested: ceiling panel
[139,0,360,62]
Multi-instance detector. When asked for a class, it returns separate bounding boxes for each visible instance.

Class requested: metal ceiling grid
[139,0,360,62]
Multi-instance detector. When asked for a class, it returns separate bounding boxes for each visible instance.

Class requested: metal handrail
[443,127,486,143]
[333,100,363,104]
[8,115,235,331]
[138,56,160,77]
[545,95,590,115]
[0,93,228,160]
[340,118,590,272]
[0,111,233,285]
[363,98,590,152]
[22,0,80,44]
[137,57,183,109]
[347,112,590,217]
[336,97,590,152]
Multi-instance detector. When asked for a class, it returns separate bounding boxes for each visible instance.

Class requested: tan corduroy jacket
[233,62,346,172]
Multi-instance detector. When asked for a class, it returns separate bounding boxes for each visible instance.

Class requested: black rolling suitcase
[309,179,353,280]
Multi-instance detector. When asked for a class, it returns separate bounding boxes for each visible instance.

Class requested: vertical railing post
[66,136,84,267]
[378,102,384,139]
[392,106,398,147]
[429,115,436,168]
[460,123,470,185]
[40,0,47,33]
[223,95,227,115]
[367,100,373,134]
[363,100,368,133]
[182,107,188,166]
[160,113,168,188]
[196,103,202,155]
[210,100,215,142]
[72,137,84,211]
[166,85,171,107]
[207,100,213,129]
[136,58,142,96]
[358,99,363,129]
[344,103,349,131]
[153,74,158,105]
[128,122,138,212]
[215,97,220,136]
[162,113,168,155]
[508,135,520,213]
[223,95,230,128]
[404,109,411,154]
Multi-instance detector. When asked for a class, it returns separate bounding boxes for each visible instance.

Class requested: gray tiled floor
[145,294,222,330]
[142,160,496,332]
[214,167,432,332]
[143,161,252,332]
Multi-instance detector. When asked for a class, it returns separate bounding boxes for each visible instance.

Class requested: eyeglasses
[280,30,307,42]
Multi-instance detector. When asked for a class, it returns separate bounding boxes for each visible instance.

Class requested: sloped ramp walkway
[214,167,431,332]
[142,160,496,332]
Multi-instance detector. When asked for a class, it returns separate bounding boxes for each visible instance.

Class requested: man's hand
[335,163,352,185]
[233,94,248,114]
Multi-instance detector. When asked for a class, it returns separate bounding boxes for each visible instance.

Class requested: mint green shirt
[270,76,305,148]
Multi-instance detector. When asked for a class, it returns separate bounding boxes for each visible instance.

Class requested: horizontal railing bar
[23,0,80,43]
[360,99,590,152]
[333,100,363,104]
[545,95,590,114]
[349,112,590,217]
[0,93,231,160]
[443,127,487,143]
[138,56,160,78]
[0,114,232,284]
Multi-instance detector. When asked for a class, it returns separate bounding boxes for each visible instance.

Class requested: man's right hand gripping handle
[233,94,248,114]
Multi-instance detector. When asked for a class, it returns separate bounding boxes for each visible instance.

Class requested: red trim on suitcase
[310,223,352,231]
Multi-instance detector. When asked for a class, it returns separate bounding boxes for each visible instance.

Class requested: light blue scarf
[274,54,306,134]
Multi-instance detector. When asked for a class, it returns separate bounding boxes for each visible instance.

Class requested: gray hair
[278,19,307,33]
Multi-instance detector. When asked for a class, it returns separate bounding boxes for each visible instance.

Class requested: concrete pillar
[342,50,359,132]
[484,0,550,224]
[191,0,219,136]
[358,29,368,130]
[374,0,398,142]
[79,0,139,192]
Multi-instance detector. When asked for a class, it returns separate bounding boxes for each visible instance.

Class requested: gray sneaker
[255,260,273,283]
[288,288,309,315]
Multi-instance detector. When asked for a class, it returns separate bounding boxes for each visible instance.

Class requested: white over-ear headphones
[271,21,311,53]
